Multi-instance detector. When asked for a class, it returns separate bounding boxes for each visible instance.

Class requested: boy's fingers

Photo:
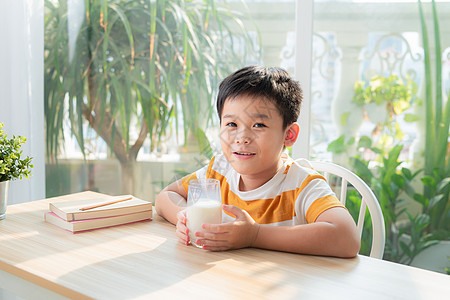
[201,240,229,251]
[195,230,227,241]
[175,221,190,245]
[175,230,189,244]
[176,223,188,235]
[202,223,230,233]
[199,239,224,246]
[176,210,187,223]
[176,220,188,231]
[175,230,185,240]
[222,204,244,219]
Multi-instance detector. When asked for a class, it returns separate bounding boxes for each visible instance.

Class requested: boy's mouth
[233,151,256,157]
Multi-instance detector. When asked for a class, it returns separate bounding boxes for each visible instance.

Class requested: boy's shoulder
[284,156,321,179]
[290,157,313,169]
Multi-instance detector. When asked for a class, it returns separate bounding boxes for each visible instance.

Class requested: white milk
[186,198,222,243]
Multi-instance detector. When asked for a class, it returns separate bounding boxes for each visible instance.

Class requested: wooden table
[0,191,449,299]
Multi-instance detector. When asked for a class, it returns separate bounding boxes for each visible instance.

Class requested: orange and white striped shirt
[181,154,344,225]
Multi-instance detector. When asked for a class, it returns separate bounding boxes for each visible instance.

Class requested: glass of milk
[186,178,222,248]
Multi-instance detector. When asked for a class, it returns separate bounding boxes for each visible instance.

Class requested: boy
[155,66,360,258]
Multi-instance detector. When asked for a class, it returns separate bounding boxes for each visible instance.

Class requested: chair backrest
[296,159,385,259]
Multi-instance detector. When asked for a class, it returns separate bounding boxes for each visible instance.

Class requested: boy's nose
[236,138,249,144]
[235,133,251,144]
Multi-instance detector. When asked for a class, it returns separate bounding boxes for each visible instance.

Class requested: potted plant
[0,123,33,220]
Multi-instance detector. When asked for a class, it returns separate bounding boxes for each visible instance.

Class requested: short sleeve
[305,195,345,223]
[181,173,198,194]
[293,167,346,225]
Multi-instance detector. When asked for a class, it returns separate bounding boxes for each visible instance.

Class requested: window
[44,0,296,201]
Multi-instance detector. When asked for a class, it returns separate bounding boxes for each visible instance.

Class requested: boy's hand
[194,205,260,251]
[175,209,190,245]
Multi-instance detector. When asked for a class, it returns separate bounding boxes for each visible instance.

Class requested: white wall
[0,0,45,205]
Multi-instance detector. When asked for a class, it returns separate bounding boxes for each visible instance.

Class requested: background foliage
[44,0,258,193]
[327,0,449,265]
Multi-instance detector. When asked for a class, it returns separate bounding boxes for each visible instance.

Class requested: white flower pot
[0,181,10,220]
[411,240,450,274]
[365,102,388,124]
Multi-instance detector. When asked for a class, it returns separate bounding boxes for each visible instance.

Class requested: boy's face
[220,95,290,181]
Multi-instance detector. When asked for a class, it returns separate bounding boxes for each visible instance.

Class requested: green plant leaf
[327,135,347,154]
[418,0,435,180]
[371,147,384,155]
[401,167,413,180]
[347,137,355,146]
[436,177,450,193]
[350,157,373,182]
[421,176,436,187]
[428,194,444,210]
[404,113,420,122]
[392,174,405,189]
[357,136,372,149]
[340,112,350,126]
[399,241,412,258]
[413,193,427,206]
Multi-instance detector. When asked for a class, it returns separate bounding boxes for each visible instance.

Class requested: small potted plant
[0,123,33,220]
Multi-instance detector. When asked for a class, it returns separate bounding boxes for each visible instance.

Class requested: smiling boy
[155,66,360,257]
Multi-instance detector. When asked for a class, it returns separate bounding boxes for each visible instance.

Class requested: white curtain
[0,0,45,206]
[293,0,313,159]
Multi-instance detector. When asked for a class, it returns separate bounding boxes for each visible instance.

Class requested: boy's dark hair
[216,66,303,129]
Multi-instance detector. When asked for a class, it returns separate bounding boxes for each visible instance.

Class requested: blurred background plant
[417,0,449,239]
[44,0,259,193]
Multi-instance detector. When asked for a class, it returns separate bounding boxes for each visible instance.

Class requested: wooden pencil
[79,195,133,211]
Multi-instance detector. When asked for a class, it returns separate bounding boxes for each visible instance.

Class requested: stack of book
[44,194,153,233]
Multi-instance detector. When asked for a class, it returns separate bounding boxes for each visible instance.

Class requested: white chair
[296,159,386,259]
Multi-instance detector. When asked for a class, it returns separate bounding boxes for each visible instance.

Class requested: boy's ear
[284,122,300,147]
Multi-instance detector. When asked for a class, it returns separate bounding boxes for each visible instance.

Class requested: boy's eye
[225,122,237,127]
[253,123,266,128]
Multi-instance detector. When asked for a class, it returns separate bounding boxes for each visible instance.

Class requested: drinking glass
[186,178,222,248]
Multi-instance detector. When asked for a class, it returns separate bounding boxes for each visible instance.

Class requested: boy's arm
[253,207,360,257]
[198,205,360,258]
[155,179,187,225]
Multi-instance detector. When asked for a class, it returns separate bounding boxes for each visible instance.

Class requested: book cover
[49,195,152,221]
[44,210,152,233]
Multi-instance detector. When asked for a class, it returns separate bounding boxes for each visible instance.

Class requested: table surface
[0,191,449,300]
